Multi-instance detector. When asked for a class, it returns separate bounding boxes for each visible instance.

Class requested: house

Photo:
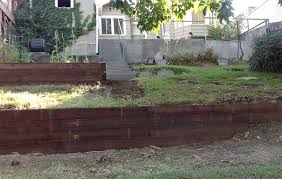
[63,0,214,55]
[234,0,282,31]
[0,0,17,38]
[235,0,282,23]
[96,0,213,39]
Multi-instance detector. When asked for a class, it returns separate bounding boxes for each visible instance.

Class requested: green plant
[167,48,218,66]
[208,23,224,40]
[249,31,282,72]
[13,0,96,53]
[18,49,31,63]
[197,48,219,64]
[112,0,282,32]
[0,39,20,63]
[208,16,245,40]
[50,30,64,63]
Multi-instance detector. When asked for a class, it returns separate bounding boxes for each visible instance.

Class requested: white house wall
[76,0,95,19]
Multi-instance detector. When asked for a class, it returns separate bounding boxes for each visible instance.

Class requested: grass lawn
[0,120,281,179]
[3,165,282,179]
[122,165,282,179]
[0,64,282,109]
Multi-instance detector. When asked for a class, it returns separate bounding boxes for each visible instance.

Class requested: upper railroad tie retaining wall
[0,63,106,85]
[0,103,281,155]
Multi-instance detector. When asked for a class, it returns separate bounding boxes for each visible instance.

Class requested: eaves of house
[0,0,15,23]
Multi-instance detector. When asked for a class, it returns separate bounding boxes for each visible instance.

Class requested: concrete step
[106,63,136,81]
[107,73,137,81]
[107,70,135,74]
[107,65,130,69]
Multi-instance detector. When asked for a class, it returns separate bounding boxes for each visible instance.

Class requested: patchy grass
[135,65,191,75]
[134,65,282,87]
[7,165,281,179]
[0,121,281,178]
[123,165,282,179]
[0,65,282,109]
[130,65,282,106]
[0,84,123,109]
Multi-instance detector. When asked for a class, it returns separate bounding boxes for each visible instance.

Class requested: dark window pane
[58,0,71,7]
[102,18,112,34]
[114,19,124,34]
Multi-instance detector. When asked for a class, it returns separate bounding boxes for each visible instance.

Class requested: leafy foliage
[13,0,96,53]
[208,15,244,40]
[0,39,20,63]
[208,22,224,40]
[167,48,218,66]
[111,0,281,32]
[249,31,282,72]
[110,0,234,32]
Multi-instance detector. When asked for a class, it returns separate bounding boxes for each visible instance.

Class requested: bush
[0,39,20,63]
[249,31,282,72]
[208,24,224,40]
[167,48,218,66]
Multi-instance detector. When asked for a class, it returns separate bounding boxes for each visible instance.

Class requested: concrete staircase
[67,31,136,81]
[106,63,137,81]
[99,40,137,81]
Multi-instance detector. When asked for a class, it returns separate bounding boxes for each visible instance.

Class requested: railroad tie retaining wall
[0,63,106,85]
[0,103,281,155]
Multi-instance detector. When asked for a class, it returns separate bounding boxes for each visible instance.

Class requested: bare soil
[108,81,144,99]
[0,122,281,178]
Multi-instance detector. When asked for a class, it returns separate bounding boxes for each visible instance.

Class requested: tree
[208,15,244,40]
[110,0,282,32]
[13,0,96,53]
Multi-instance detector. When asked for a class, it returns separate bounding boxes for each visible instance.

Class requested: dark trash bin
[30,38,46,53]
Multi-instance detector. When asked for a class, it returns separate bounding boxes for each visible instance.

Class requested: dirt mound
[108,81,144,99]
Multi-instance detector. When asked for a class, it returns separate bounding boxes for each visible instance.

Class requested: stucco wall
[99,39,252,65]
[241,21,282,42]
[76,0,95,19]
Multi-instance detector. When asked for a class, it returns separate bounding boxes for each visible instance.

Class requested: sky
[233,0,282,22]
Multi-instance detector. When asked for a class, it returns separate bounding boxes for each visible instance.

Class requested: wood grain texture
[0,103,281,154]
[0,63,106,85]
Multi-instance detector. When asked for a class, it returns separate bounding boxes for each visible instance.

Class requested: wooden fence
[0,103,281,155]
[0,63,106,85]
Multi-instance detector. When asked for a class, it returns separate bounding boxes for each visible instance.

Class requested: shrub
[249,31,282,72]
[0,39,20,63]
[167,48,218,66]
[208,24,224,40]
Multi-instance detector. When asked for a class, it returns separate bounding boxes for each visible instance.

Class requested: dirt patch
[108,81,144,99]
[0,122,281,178]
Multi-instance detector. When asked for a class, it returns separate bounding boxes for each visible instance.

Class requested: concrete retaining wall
[241,21,282,42]
[99,39,252,64]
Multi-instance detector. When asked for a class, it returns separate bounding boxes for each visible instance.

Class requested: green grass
[0,65,282,109]
[121,165,282,179]
[5,165,282,179]
[128,65,282,106]
[134,65,282,87]
[0,84,123,109]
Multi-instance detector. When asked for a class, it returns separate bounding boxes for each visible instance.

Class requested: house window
[101,17,125,35]
[55,0,74,8]
[102,18,112,34]
[114,19,124,34]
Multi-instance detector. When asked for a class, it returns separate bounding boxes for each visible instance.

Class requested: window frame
[100,16,126,36]
[55,0,74,9]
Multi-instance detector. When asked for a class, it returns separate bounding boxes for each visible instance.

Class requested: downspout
[95,1,99,55]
